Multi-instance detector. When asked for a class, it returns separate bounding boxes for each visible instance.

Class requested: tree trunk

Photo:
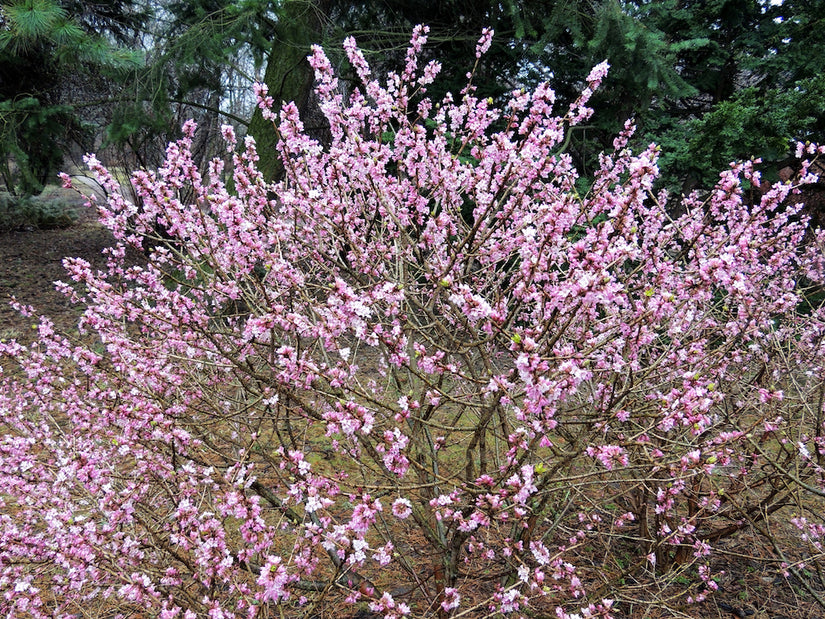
[247,0,330,182]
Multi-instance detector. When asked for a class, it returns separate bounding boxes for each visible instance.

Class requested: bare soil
[0,186,115,341]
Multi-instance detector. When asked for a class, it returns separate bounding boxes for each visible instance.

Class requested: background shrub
[0,189,77,232]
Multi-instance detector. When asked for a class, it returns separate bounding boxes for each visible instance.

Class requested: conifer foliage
[1,28,825,618]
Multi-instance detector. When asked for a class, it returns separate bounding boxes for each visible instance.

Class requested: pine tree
[0,0,144,194]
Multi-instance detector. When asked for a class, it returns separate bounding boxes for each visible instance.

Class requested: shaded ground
[1,187,824,618]
[0,186,114,341]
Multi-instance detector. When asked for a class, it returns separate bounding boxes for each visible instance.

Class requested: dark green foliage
[144,0,824,192]
[656,75,825,189]
[0,97,75,195]
[630,0,825,191]
[328,0,546,100]
[1,0,819,195]
[0,0,144,195]
[491,0,825,192]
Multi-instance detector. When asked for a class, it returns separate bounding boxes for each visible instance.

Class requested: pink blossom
[391,498,412,520]
[586,445,629,470]
[475,27,494,58]
[441,587,461,611]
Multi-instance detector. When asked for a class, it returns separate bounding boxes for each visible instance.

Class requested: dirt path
[0,186,116,341]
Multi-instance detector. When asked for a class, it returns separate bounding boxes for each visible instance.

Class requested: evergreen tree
[0,0,144,194]
[639,0,825,190]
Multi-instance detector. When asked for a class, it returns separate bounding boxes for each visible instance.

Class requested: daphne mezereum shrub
[1,26,825,619]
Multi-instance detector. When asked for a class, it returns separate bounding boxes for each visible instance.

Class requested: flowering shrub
[2,26,825,618]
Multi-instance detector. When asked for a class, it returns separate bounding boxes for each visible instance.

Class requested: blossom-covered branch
[1,27,824,619]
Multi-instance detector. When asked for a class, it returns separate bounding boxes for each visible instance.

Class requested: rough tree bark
[247,0,331,182]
